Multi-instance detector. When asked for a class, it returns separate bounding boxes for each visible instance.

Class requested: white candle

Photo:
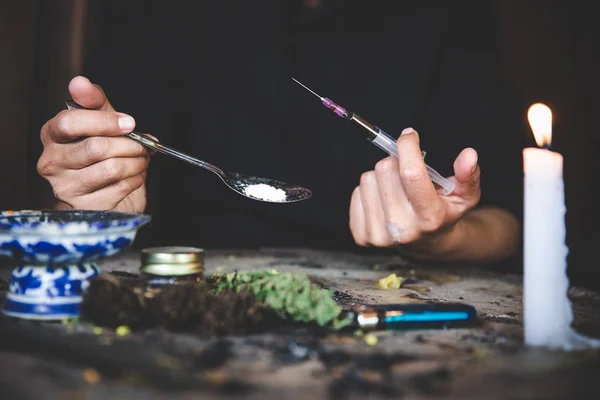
[524,103,600,350]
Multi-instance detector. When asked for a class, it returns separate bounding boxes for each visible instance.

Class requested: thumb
[452,148,480,200]
[68,76,114,111]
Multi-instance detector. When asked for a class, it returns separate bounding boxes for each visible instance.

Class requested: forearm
[405,207,521,263]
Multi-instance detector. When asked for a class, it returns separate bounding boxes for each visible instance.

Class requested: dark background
[1,1,599,286]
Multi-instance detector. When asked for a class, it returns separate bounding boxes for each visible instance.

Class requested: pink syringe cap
[321,98,347,118]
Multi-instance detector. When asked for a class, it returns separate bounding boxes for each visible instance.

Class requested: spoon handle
[126,132,224,175]
[65,99,224,176]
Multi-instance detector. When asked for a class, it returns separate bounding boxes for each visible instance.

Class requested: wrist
[403,208,521,263]
[399,218,468,261]
[432,218,468,258]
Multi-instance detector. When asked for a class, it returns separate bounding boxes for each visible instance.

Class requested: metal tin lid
[141,246,204,276]
[142,262,204,276]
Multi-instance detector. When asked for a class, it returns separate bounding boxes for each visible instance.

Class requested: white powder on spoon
[243,183,287,202]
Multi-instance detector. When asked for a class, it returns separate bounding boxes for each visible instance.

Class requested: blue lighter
[344,303,478,330]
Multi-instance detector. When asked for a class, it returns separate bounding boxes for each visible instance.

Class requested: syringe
[292,78,455,195]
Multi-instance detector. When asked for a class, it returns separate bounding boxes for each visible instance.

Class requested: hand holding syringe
[292,78,455,195]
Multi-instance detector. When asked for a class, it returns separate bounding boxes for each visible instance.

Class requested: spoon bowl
[225,173,312,203]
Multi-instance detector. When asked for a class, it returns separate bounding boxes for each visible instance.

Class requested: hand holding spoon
[66,100,312,203]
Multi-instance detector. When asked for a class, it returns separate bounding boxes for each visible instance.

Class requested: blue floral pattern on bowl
[0,210,151,320]
[0,210,151,264]
[2,264,100,320]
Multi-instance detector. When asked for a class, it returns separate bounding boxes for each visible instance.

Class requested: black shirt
[83,0,526,250]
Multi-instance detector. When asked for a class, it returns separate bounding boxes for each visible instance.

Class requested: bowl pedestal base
[2,263,100,320]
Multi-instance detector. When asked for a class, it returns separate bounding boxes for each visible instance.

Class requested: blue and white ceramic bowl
[0,209,151,265]
[0,209,151,320]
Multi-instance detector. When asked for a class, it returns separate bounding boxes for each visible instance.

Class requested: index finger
[396,128,442,216]
[41,109,136,144]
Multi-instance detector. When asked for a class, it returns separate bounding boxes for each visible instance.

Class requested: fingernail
[118,115,135,131]
[401,127,415,135]
[74,75,90,83]
[471,153,479,173]
[93,83,105,93]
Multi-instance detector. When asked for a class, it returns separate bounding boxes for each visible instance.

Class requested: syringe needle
[292,77,349,118]
[292,78,322,99]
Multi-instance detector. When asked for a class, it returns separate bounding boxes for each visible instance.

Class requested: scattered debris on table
[378,273,403,289]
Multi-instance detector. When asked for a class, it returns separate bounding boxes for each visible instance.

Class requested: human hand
[37,76,152,212]
[349,128,481,258]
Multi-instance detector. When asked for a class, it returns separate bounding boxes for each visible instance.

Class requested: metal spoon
[65,99,312,203]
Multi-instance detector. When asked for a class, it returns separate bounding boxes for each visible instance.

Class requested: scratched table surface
[1,248,600,400]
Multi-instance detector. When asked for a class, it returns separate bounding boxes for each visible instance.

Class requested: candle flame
[527,103,552,147]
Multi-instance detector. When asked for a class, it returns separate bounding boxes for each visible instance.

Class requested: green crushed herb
[211,270,352,329]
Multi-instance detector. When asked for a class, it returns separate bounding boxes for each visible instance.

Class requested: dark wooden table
[1,248,599,399]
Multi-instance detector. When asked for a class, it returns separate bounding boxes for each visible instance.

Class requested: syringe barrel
[370,127,428,169]
[371,128,399,158]
[347,113,400,156]
[348,113,455,195]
